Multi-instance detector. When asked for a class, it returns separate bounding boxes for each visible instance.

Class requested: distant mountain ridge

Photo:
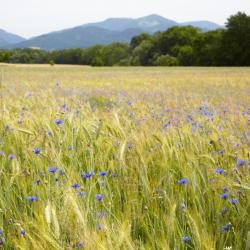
[0,29,26,47]
[1,14,222,50]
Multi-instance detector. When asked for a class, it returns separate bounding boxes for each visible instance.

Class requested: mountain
[83,14,178,33]
[2,15,222,50]
[5,27,145,50]
[180,21,222,31]
[0,29,26,47]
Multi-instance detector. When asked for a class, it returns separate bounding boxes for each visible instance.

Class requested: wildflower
[99,171,108,176]
[59,169,65,175]
[218,149,224,154]
[8,154,15,160]
[221,223,230,232]
[236,159,245,166]
[95,194,103,201]
[215,168,226,174]
[26,195,38,201]
[177,178,189,184]
[182,236,190,242]
[40,171,45,177]
[220,192,229,199]
[0,151,4,156]
[180,203,186,209]
[32,148,41,154]
[33,179,41,184]
[221,207,228,216]
[0,229,3,235]
[54,119,64,125]
[20,229,26,235]
[68,145,74,150]
[163,121,171,128]
[47,130,52,136]
[48,166,58,173]
[97,211,108,218]
[54,177,59,182]
[81,171,94,179]
[72,183,80,189]
[237,189,244,194]
[156,188,164,193]
[222,186,228,191]
[76,241,84,248]
[77,191,86,197]
[229,198,239,204]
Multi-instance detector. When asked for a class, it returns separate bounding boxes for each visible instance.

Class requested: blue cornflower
[99,171,108,176]
[180,203,186,209]
[59,169,65,175]
[95,194,103,201]
[54,177,59,182]
[77,191,86,197]
[40,171,45,177]
[98,211,108,218]
[72,183,80,189]
[68,145,74,150]
[220,192,229,199]
[26,195,38,201]
[32,148,41,154]
[76,241,84,248]
[47,130,52,136]
[236,159,245,166]
[48,166,58,173]
[54,119,64,125]
[20,229,26,235]
[222,186,228,191]
[221,208,228,216]
[81,171,94,179]
[221,223,230,232]
[163,121,171,128]
[215,168,226,174]
[8,154,15,160]
[182,236,190,242]
[177,178,189,184]
[229,198,239,204]
[0,229,3,235]
[237,189,244,194]
[33,179,41,184]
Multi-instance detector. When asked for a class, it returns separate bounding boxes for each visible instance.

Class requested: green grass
[0,64,249,250]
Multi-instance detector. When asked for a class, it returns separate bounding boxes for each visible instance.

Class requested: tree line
[0,12,249,66]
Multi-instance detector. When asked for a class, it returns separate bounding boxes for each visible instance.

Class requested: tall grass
[0,65,249,250]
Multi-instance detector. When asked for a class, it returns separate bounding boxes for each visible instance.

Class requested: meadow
[0,64,249,250]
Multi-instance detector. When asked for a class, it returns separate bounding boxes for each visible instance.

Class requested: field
[0,64,249,250]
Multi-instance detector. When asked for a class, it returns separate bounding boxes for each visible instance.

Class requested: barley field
[0,64,249,250]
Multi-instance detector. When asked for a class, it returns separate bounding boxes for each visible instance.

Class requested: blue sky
[1,0,250,38]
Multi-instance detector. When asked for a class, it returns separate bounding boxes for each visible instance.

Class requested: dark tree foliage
[221,12,250,65]
[0,12,249,66]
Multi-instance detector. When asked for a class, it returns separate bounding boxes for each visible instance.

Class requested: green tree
[153,54,178,66]
[222,12,250,65]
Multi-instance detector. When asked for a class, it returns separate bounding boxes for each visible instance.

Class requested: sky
[1,0,250,38]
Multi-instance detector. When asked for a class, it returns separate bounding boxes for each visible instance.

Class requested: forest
[0,12,249,66]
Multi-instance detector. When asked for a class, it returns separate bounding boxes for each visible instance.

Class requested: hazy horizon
[1,0,250,38]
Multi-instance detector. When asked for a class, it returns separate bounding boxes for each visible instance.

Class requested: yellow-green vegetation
[0,64,249,250]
